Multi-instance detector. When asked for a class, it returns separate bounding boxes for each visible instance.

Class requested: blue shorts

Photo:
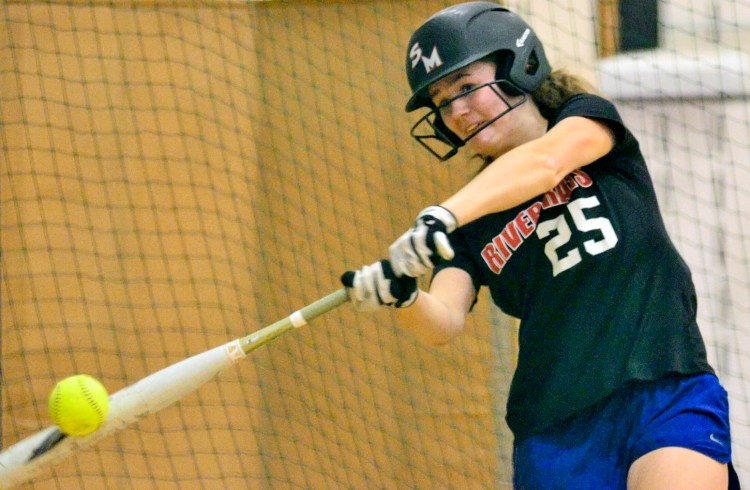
[513,373,732,490]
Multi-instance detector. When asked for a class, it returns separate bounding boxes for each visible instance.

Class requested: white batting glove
[389,205,457,278]
[340,260,418,312]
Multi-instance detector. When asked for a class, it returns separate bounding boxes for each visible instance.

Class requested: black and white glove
[340,260,418,312]
[389,205,457,278]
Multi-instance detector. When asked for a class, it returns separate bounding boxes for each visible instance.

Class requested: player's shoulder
[551,93,627,144]
[553,93,620,121]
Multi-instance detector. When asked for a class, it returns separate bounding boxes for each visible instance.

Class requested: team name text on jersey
[481,169,594,274]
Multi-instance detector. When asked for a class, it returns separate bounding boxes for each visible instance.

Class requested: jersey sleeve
[432,228,483,298]
[551,93,627,145]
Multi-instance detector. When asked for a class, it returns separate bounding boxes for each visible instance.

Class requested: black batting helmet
[405,1,551,112]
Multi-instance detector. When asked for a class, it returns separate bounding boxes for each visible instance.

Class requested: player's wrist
[417,205,458,233]
[397,287,418,308]
[380,260,418,307]
[340,260,418,310]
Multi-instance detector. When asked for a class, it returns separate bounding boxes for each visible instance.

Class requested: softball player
[342,2,739,488]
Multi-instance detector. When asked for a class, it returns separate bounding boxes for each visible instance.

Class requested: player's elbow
[407,269,472,347]
[423,311,466,347]
[532,116,615,188]
[532,151,568,192]
[398,307,465,347]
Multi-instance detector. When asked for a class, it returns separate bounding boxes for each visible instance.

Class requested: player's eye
[436,83,479,118]
[457,83,475,95]
[434,83,474,108]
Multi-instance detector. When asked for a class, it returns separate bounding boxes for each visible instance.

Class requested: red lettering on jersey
[480,170,594,275]
[500,222,523,251]
[542,169,594,209]
[572,169,593,187]
[556,180,573,202]
[526,202,543,225]
[515,210,535,238]
[542,189,559,208]
[492,235,511,259]
[564,175,580,192]
[481,244,505,274]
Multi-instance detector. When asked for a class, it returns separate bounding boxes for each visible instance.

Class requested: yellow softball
[48,374,109,436]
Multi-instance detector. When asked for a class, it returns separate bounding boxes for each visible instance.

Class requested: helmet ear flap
[496,80,524,97]
[492,51,525,96]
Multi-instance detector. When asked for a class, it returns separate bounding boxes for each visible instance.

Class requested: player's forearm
[393,289,466,346]
[442,117,614,227]
[442,143,560,226]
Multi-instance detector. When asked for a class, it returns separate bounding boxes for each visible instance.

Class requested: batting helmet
[405,2,551,112]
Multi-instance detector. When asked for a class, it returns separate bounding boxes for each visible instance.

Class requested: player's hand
[389,205,457,277]
[340,260,418,311]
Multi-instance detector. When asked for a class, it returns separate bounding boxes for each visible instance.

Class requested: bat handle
[299,288,350,322]
[239,288,350,354]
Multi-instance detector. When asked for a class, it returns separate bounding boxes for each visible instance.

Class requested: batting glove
[389,205,457,278]
[340,260,418,312]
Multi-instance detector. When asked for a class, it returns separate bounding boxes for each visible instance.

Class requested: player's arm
[389,116,616,278]
[443,116,615,226]
[394,267,475,346]
[341,263,475,346]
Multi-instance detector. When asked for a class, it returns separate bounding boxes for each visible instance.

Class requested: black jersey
[435,94,713,440]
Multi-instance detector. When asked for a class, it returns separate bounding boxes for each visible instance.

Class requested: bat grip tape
[289,310,307,328]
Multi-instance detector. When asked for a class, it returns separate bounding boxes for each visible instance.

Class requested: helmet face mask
[410,79,528,161]
[405,1,551,160]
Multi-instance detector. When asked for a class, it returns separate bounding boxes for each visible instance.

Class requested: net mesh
[1,0,747,488]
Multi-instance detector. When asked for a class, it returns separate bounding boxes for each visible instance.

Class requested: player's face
[428,61,524,159]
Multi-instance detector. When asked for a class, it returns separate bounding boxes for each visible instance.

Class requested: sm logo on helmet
[409,42,443,74]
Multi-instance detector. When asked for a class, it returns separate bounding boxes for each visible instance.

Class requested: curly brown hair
[532,69,599,119]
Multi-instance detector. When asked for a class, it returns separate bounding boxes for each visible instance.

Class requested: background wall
[1,1,513,488]
[2,0,747,488]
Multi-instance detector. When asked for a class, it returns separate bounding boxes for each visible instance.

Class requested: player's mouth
[463,121,484,137]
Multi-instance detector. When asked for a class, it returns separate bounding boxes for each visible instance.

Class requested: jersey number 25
[536,196,619,276]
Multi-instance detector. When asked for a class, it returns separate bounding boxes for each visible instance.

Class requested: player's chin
[466,137,502,160]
